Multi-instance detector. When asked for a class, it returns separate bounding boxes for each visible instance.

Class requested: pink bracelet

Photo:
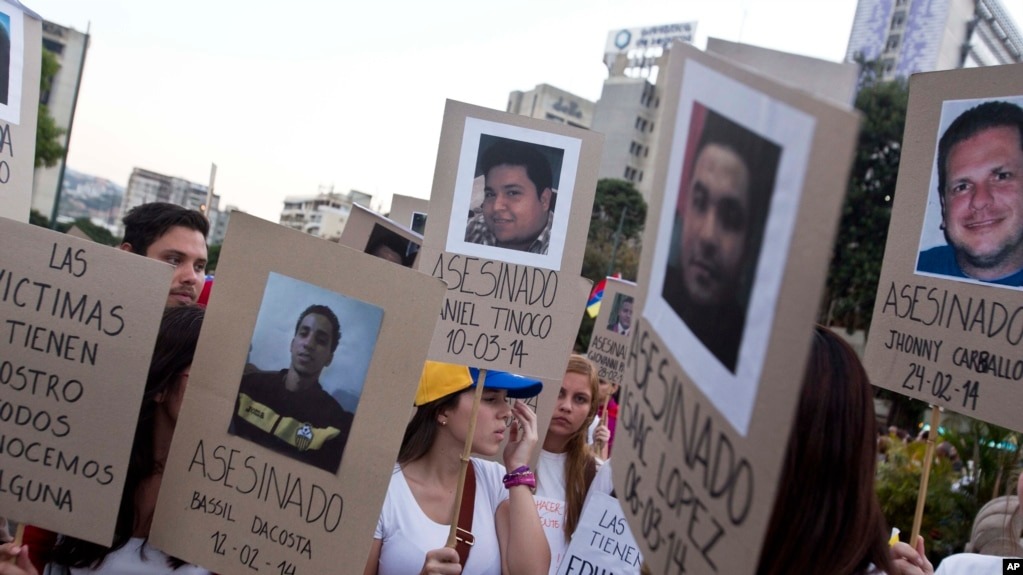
[503,466,536,490]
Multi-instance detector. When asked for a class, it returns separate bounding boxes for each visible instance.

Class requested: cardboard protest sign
[415,100,600,381]
[556,491,643,575]
[615,42,860,574]
[388,193,429,234]
[338,203,423,268]
[586,277,637,387]
[0,216,171,544]
[150,213,447,575]
[864,64,1023,431]
[0,3,40,223]
[705,37,858,108]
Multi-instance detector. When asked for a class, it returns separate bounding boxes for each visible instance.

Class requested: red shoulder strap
[455,461,477,567]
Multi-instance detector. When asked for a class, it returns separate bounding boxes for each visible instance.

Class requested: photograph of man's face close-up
[917,99,1023,288]
[663,107,780,373]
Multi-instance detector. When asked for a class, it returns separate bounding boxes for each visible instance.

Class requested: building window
[42,38,64,56]
[891,10,905,29]
[886,35,900,51]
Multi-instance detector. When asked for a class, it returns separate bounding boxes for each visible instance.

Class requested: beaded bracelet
[503,465,536,490]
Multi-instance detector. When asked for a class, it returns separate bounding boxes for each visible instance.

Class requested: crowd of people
[3,200,1021,575]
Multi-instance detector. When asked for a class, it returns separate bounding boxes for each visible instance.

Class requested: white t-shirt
[935,553,1017,574]
[586,414,603,445]
[374,459,509,575]
[44,538,211,575]
[535,450,615,575]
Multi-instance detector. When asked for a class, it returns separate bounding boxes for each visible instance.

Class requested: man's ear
[324,351,335,369]
[118,242,133,253]
[540,187,552,211]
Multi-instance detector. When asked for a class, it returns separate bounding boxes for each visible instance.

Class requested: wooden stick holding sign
[594,395,611,460]
[910,407,942,546]
[447,369,488,548]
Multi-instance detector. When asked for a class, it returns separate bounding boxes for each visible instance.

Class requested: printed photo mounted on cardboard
[645,60,815,435]
[228,272,384,474]
[365,223,419,268]
[0,5,23,124]
[915,96,1023,290]
[606,293,634,336]
[446,117,582,271]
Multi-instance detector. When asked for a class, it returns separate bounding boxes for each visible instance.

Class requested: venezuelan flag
[586,278,607,318]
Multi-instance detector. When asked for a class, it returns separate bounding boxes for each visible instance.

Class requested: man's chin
[166,294,195,307]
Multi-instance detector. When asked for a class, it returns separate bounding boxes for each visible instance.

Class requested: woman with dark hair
[535,354,615,574]
[27,305,210,574]
[757,325,932,575]
[364,361,549,575]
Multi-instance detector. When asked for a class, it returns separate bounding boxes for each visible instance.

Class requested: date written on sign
[901,362,980,411]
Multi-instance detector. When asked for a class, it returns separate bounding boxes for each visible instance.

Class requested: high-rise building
[505,24,692,203]
[845,0,1022,80]
[279,186,372,240]
[506,84,595,129]
[590,54,664,199]
[33,20,89,220]
[118,167,220,235]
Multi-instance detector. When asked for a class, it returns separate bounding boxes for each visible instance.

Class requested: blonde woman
[536,354,615,573]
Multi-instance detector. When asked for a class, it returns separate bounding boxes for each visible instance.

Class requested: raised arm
[496,400,550,574]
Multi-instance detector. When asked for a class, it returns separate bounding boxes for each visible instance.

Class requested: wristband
[503,466,536,490]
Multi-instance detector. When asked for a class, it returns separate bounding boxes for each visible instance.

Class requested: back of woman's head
[757,326,894,575]
[54,304,206,568]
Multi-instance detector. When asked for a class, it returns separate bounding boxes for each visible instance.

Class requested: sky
[26,0,1023,222]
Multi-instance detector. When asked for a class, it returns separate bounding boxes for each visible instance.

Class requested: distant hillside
[57,168,124,225]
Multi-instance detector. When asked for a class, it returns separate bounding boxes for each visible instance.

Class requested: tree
[60,218,118,246]
[576,178,647,350]
[36,49,65,168]
[821,59,909,332]
[29,209,118,246]
[206,244,222,273]
[580,178,647,283]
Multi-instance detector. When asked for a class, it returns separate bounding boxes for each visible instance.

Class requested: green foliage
[942,414,1021,504]
[876,439,972,563]
[29,209,49,228]
[36,50,65,168]
[822,59,908,332]
[587,178,648,244]
[576,178,647,350]
[58,218,119,246]
[207,244,222,273]
[876,420,1021,564]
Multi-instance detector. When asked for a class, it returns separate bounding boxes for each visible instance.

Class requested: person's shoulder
[934,552,1010,574]
[240,369,286,389]
[917,244,959,274]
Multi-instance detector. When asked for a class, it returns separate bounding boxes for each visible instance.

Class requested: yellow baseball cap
[414,361,543,406]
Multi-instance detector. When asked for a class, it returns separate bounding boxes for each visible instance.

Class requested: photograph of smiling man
[916,98,1023,288]
[465,135,565,255]
[662,106,780,373]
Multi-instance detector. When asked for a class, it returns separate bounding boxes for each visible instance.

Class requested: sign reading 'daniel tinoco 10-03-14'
[604,22,697,56]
